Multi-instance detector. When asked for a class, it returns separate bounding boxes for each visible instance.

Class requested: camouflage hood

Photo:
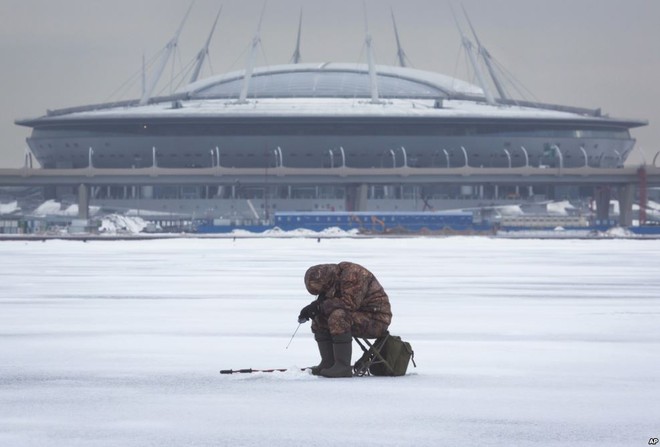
[304,264,340,295]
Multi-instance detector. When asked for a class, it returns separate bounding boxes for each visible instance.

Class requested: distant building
[14,7,647,219]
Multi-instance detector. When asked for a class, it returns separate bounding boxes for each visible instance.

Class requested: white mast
[141,53,146,98]
[290,9,302,64]
[391,8,408,68]
[238,3,266,103]
[189,5,222,84]
[450,5,496,106]
[462,5,508,100]
[139,2,194,105]
[363,3,382,104]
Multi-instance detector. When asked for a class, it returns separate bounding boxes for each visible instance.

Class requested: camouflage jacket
[310,262,392,325]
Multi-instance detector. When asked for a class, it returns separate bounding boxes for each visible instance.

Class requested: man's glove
[298,301,320,323]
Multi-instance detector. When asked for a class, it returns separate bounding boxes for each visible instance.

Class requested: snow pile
[0,201,19,215]
[99,214,148,234]
[33,200,63,216]
[63,204,78,216]
[125,208,177,217]
[602,226,636,238]
[547,200,575,215]
[258,226,358,237]
[318,226,360,236]
[644,200,660,222]
[32,200,100,217]
[496,205,524,215]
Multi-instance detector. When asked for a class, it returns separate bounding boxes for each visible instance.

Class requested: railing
[1,165,660,187]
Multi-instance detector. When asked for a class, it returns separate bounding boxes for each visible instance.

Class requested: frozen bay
[1,237,659,446]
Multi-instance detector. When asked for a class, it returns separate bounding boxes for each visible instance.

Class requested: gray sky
[1,0,658,168]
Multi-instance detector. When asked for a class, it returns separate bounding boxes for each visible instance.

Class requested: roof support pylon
[462,5,508,100]
[139,2,194,105]
[290,9,303,64]
[238,3,266,103]
[363,3,382,104]
[189,5,223,84]
[391,8,409,68]
[450,4,496,106]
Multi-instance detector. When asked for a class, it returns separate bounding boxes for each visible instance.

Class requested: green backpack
[355,335,416,376]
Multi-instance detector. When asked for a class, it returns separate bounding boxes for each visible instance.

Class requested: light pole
[579,145,588,167]
[503,148,511,168]
[328,149,335,168]
[88,147,94,169]
[551,144,563,172]
[389,149,396,168]
[339,146,346,167]
[400,146,408,167]
[24,148,34,169]
[519,146,532,196]
[520,146,529,168]
[276,146,284,167]
[442,149,450,168]
[460,146,469,167]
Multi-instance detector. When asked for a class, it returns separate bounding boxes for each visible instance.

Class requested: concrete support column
[594,186,611,223]
[617,184,635,227]
[77,184,90,220]
[355,184,368,211]
[346,184,369,211]
[141,186,153,199]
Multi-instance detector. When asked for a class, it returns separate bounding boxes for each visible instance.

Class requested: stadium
[13,7,648,222]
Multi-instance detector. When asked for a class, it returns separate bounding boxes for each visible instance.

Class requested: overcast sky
[1,0,658,168]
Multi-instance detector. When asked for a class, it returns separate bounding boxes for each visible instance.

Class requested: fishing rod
[220,367,308,374]
[220,323,308,374]
[285,322,302,349]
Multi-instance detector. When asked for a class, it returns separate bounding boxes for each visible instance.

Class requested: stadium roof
[179,63,485,100]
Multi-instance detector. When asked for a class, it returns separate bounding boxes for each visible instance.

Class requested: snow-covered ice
[1,237,659,446]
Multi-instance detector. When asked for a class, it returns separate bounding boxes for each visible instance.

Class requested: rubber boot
[310,332,334,376]
[320,332,353,378]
